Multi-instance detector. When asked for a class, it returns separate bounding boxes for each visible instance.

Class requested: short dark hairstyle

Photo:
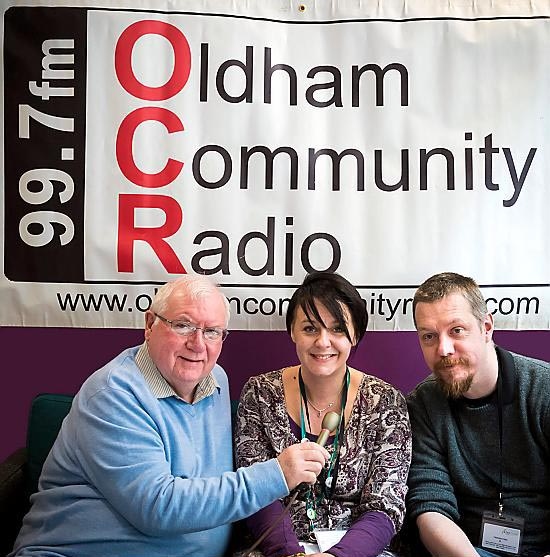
[413,271,487,327]
[285,271,368,345]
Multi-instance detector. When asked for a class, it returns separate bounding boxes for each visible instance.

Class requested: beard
[434,357,474,399]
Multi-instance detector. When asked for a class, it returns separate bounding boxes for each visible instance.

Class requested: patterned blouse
[234,369,412,543]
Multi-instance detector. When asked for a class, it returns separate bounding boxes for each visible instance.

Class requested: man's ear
[483,312,494,342]
[144,311,155,340]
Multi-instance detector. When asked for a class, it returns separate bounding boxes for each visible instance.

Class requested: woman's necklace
[307,399,335,417]
[306,380,345,417]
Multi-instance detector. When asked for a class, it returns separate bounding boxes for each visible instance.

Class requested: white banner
[2,0,549,330]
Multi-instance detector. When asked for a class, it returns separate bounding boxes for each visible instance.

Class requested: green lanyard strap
[298,367,350,527]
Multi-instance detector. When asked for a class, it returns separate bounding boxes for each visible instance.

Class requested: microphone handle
[316,428,330,447]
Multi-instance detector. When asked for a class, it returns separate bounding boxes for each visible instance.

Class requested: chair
[0,394,74,555]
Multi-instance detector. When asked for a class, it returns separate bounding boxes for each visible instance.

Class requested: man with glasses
[10,275,328,557]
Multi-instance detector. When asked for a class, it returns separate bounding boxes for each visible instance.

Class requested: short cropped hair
[413,272,487,327]
[150,275,230,326]
[285,271,368,345]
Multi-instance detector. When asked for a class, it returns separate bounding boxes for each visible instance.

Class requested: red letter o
[115,20,191,101]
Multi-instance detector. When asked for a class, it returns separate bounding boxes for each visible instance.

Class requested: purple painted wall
[2,327,549,462]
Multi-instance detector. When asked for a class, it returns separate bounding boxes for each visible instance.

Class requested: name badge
[480,511,524,555]
[314,528,347,552]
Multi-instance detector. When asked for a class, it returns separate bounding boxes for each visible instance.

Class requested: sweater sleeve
[67,382,289,536]
[327,511,395,557]
[244,499,304,557]
[406,383,460,522]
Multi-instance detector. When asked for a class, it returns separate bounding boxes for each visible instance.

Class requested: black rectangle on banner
[4,7,87,283]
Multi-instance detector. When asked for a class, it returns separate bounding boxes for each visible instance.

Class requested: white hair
[150,275,230,326]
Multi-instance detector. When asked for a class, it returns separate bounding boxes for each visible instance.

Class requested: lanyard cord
[299,368,314,438]
[497,371,504,517]
[298,367,350,499]
[450,371,505,517]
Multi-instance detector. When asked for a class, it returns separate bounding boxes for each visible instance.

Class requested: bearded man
[406,272,550,557]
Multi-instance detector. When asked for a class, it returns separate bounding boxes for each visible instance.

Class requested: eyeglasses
[154,313,228,342]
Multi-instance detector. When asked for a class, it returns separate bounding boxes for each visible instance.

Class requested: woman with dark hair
[234,272,411,557]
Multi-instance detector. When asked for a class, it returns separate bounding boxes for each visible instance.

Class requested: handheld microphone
[316,411,340,447]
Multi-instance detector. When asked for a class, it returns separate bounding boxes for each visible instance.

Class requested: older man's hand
[276,441,329,490]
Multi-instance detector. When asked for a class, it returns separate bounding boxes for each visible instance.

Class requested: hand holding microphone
[242,413,341,557]
[277,411,340,490]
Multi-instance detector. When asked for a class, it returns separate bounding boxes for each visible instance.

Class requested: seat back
[26,393,74,493]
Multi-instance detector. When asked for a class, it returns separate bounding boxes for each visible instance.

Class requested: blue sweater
[11,346,288,557]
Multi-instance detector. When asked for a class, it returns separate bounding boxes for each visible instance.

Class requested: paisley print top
[234,369,412,541]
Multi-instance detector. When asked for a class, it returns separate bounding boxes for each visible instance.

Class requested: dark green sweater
[407,347,550,556]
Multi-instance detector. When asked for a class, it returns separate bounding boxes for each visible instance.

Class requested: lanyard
[450,371,505,516]
[496,370,504,516]
[298,367,350,500]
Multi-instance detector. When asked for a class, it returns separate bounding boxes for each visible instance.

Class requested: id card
[314,528,347,552]
[480,511,524,555]
[299,541,321,554]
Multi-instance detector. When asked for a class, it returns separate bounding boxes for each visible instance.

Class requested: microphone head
[321,411,340,433]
